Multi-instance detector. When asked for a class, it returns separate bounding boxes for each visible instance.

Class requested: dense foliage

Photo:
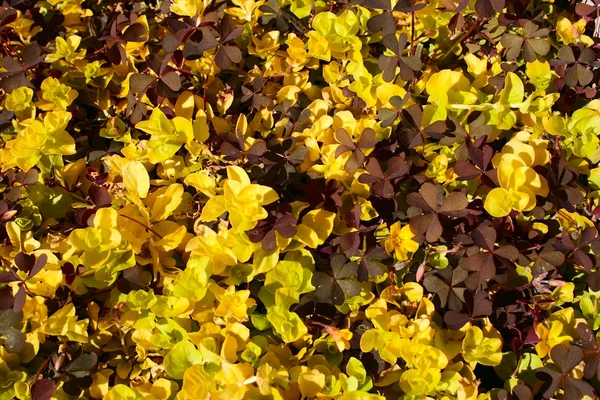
[2,0,600,399]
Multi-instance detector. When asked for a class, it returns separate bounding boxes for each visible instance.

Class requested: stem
[49,180,88,202]
[435,17,484,62]
[410,1,416,56]
[556,209,579,226]
[511,356,523,379]
[91,44,108,56]
[426,32,463,59]
[32,354,53,383]
[311,321,333,329]
[432,243,462,255]
[22,282,52,300]
[519,243,544,254]
[416,248,430,283]
[120,214,164,239]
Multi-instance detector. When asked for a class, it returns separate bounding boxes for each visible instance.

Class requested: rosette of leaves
[378,33,422,82]
[259,137,307,185]
[213,15,243,70]
[220,129,266,164]
[0,43,46,92]
[358,155,410,198]
[84,167,112,210]
[439,113,492,160]
[0,253,47,312]
[423,263,468,310]
[574,322,600,383]
[241,77,270,111]
[365,0,426,36]
[279,106,312,136]
[550,44,600,88]
[129,59,182,103]
[500,20,550,62]
[443,289,493,329]
[354,247,387,282]
[474,0,506,18]
[536,344,595,400]
[304,178,344,211]
[453,137,496,186]
[407,182,470,243]
[98,18,148,65]
[397,104,448,149]
[517,240,565,278]
[337,203,382,253]
[553,227,600,272]
[465,223,518,280]
[247,204,297,251]
[334,128,378,174]
[313,254,362,306]
[545,154,581,212]
[377,94,409,128]
[5,169,39,200]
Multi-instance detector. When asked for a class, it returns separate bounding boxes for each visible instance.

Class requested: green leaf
[499,72,524,106]
[164,340,203,380]
[346,357,367,383]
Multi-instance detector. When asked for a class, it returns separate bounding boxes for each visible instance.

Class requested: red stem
[410,1,415,56]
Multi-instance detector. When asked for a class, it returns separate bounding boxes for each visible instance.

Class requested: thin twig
[120,214,163,239]
[410,1,416,56]
[436,17,483,62]
[32,354,53,383]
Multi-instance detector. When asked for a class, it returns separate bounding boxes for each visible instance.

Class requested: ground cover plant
[1,0,600,399]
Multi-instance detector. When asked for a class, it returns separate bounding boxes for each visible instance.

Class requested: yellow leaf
[484,188,513,218]
[122,161,150,198]
[148,184,184,221]
[171,0,206,17]
[526,59,555,89]
[184,171,216,197]
[499,72,524,106]
[464,54,488,77]
[295,209,336,248]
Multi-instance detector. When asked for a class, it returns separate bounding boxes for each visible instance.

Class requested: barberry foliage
[0,0,600,399]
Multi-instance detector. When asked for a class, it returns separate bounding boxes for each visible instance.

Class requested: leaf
[160,71,182,92]
[563,377,595,400]
[444,310,470,329]
[164,341,203,380]
[3,328,25,352]
[88,185,112,207]
[550,344,583,373]
[439,192,468,214]
[28,253,47,278]
[536,368,562,399]
[475,0,505,17]
[31,379,56,400]
[66,353,98,372]
[108,42,126,64]
[121,23,147,42]
[122,161,150,198]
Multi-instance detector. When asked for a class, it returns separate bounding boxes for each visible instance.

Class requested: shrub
[0,0,599,399]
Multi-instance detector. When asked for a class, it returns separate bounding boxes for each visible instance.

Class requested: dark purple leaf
[31,379,56,400]
[121,22,146,42]
[29,254,47,278]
